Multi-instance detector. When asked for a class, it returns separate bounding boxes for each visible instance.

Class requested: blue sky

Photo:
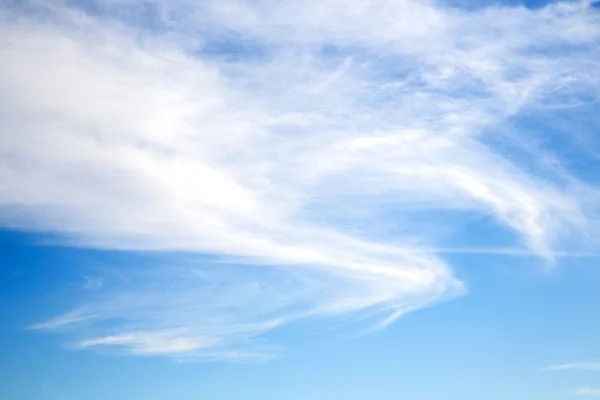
[2,0,600,399]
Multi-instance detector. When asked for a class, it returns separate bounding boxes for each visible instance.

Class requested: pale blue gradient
[3,231,600,399]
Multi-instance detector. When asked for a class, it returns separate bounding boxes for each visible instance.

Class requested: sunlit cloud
[2,0,600,360]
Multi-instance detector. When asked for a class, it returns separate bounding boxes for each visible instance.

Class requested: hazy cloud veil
[1,0,600,360]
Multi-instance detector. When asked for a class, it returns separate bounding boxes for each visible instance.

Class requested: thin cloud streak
[545,363,600,372]
[575,387,600,396]
[388,248,600,257]
[1,0,600,359]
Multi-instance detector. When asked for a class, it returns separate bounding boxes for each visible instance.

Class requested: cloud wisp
[545,362,600,397]
[2,0,600,360]
[575,387,600,397]
[546,363,600,372]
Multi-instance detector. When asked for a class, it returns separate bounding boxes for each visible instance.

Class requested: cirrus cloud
[2,0,600,360]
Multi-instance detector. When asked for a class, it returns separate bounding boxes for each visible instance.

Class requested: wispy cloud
[545,363,600,372]
[2,0,600,359]
[575,387,600,396]
[545,362,600,397]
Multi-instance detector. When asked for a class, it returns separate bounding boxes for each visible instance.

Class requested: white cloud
[575,387,600,396]
[79,332,209,355]
[546,363,600,372]
[545,362,600,396]
[1,0,600,359]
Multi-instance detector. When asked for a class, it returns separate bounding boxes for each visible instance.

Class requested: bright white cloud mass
[1,0,600,361]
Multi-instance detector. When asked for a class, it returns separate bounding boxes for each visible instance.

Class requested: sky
[1,0,600,398]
